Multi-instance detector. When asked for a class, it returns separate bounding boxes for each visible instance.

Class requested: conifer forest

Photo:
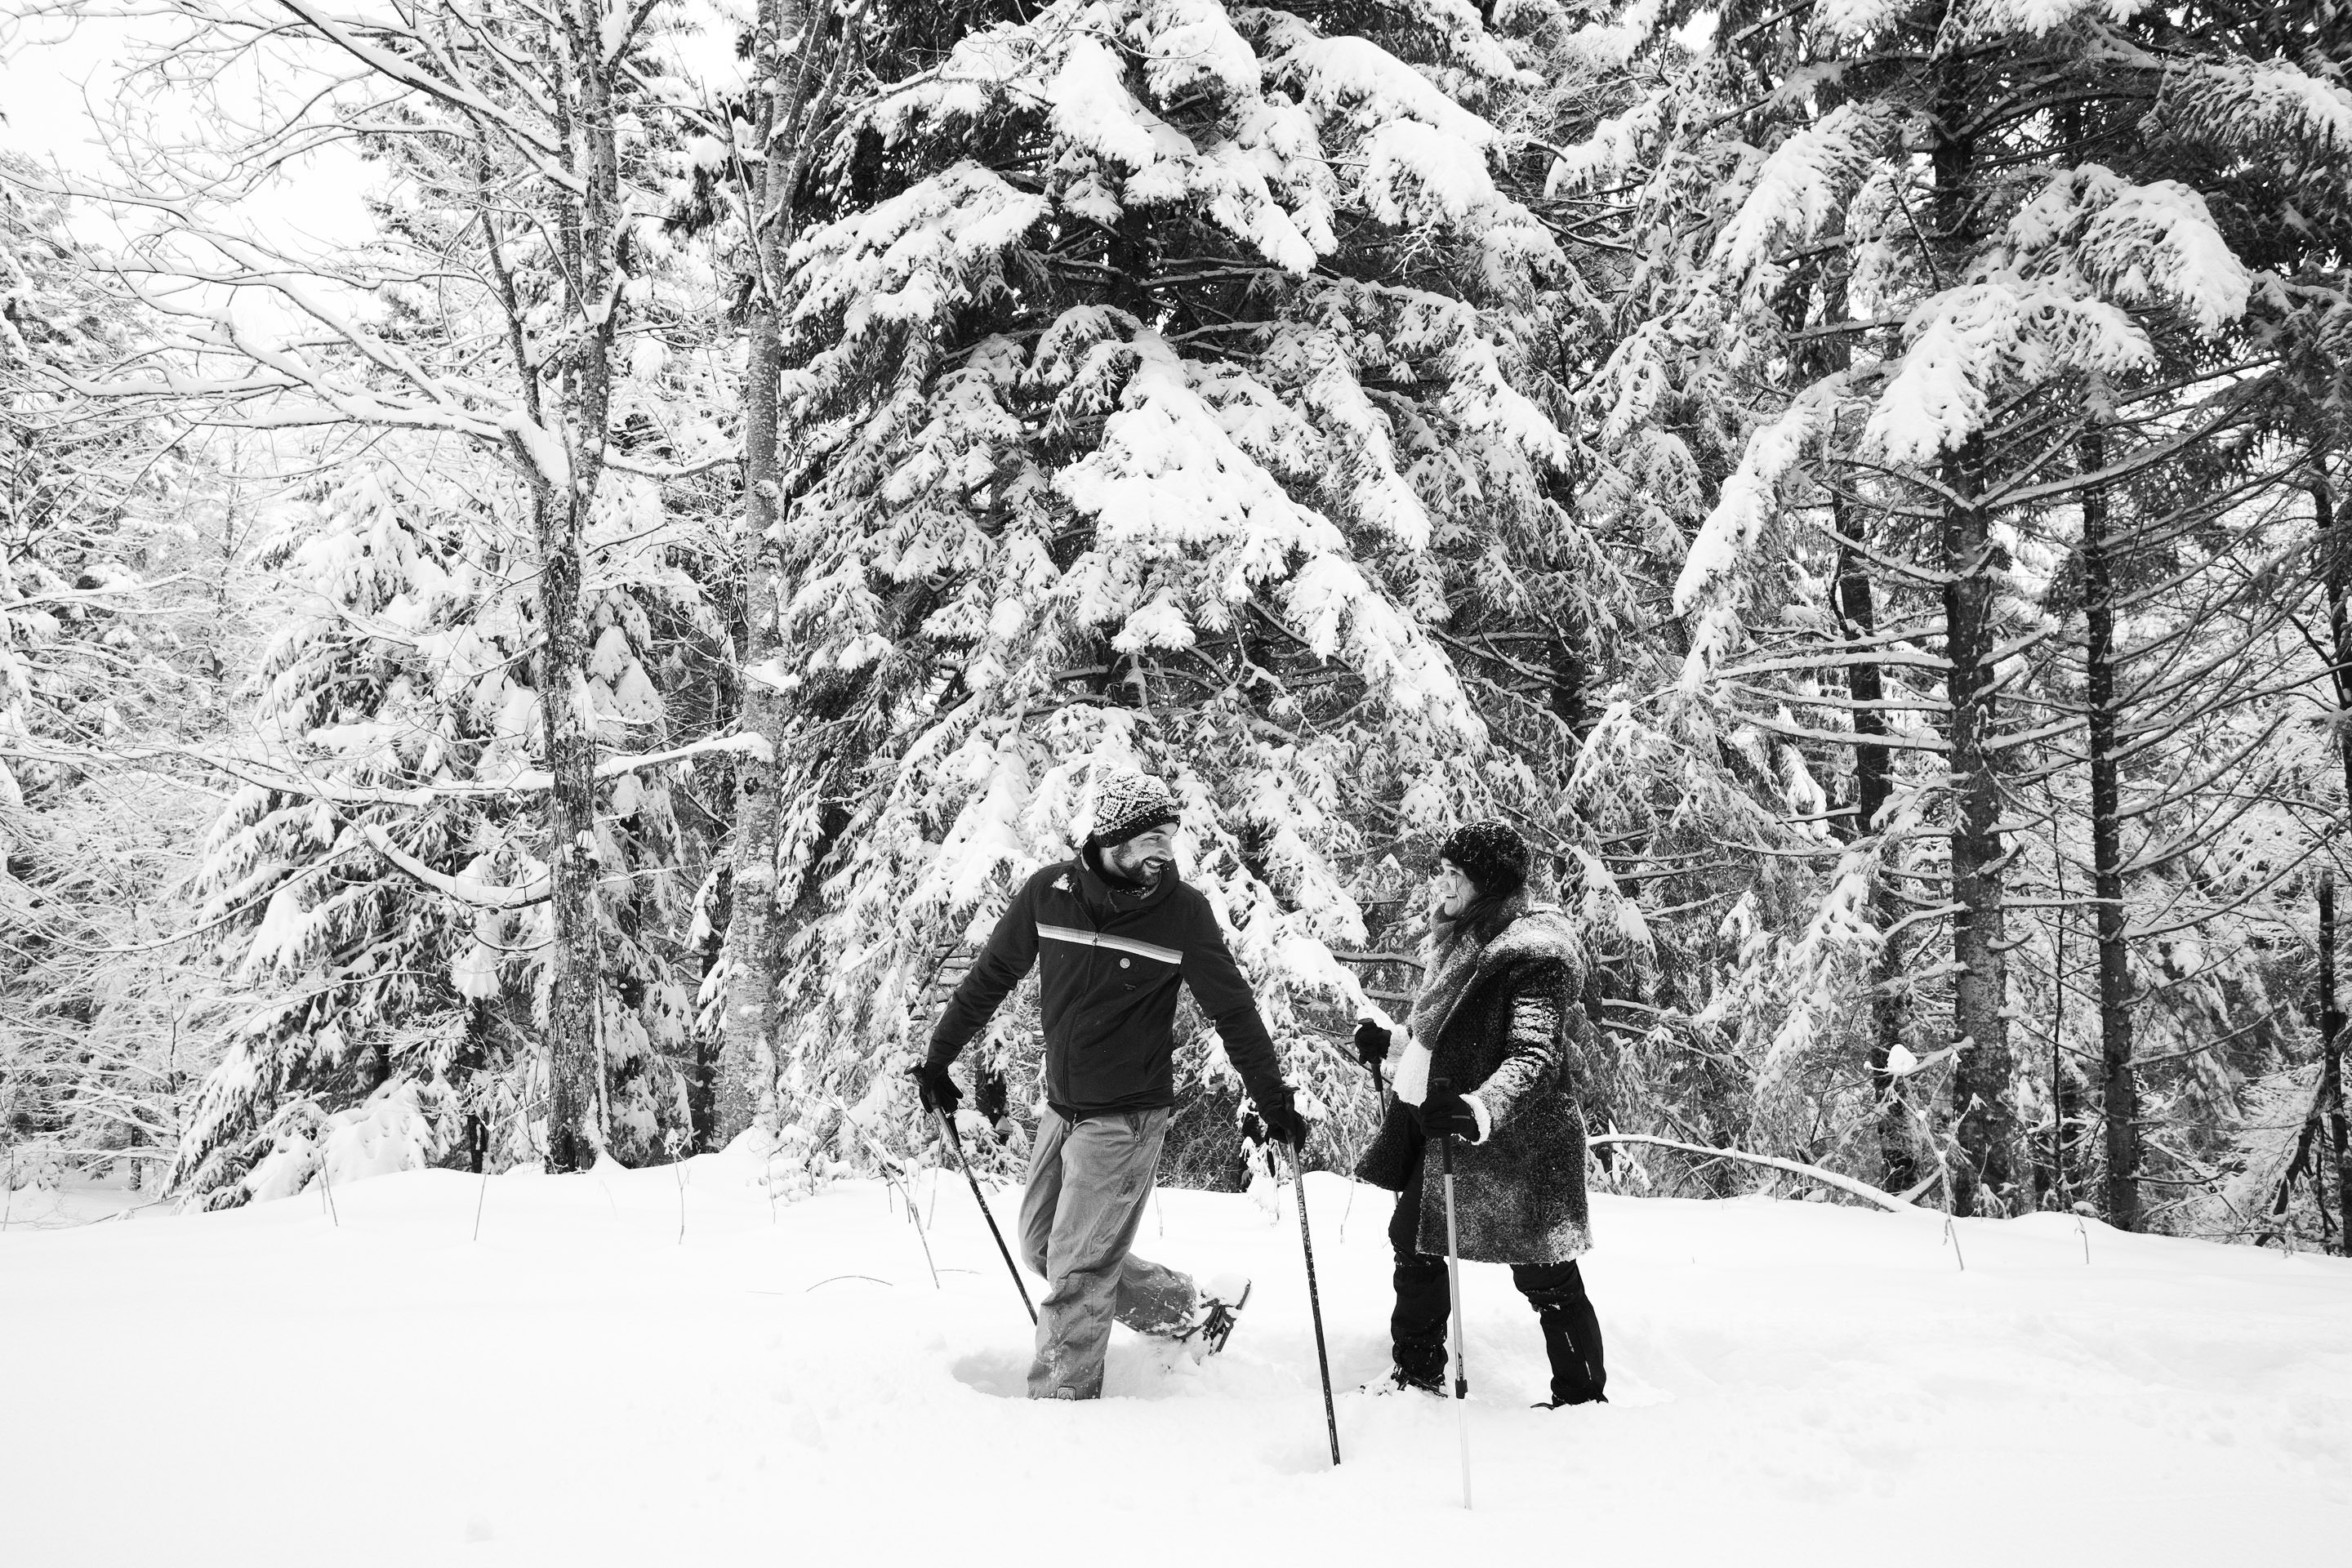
[4,0,2350,1253]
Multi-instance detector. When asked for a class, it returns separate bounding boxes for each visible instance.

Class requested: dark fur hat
[1438,817,1530,898]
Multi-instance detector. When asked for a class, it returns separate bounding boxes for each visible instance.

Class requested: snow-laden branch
[604,450,741,480]
[239,731,776,807]
[355,825,547,909]
[0,573,196,614]
[0,733,770,808]
[1738,713,1950,753]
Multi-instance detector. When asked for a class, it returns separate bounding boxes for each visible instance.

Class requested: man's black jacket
[926,848,1288,1119]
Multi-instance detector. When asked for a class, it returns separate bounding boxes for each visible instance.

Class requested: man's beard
[1107,849,1167,888]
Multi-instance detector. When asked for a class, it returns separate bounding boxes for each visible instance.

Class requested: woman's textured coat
[1356,906,1595,1265]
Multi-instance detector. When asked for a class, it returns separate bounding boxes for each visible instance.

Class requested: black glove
[1352,1018,1392,1071]
[910,1057,961,1118]
[1254,1093,1311,1148]
[1421,1087,1483,1144]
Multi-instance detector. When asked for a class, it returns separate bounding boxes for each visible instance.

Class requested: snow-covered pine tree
[99,0,753,1186]
[1999,17,2352,1227]
[2026,478,2331,1224]
[1666,0,2352,1215]
[173,445,733,1203]
[1524,12,1815,1184]
[1489,9,1909,1189]
[2199,3,2352,1252]
[733,0,1619,1176]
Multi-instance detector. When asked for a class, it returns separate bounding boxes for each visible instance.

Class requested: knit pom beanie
[1437,817,1529,898]
[1089,772,1182,849]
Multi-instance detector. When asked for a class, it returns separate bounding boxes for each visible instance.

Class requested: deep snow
[3,1152,2347,1566]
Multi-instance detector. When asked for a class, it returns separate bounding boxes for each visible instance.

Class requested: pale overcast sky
[2,11,373,252]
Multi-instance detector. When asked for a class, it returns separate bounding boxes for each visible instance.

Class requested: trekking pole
[1434,1078,1472,1510]
[1285,1142,1342,1466]
[936,1108,1036,1325]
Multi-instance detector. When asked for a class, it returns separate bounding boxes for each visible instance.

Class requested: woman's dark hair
[1435,860,1519,947]
[1434,817,1530,945]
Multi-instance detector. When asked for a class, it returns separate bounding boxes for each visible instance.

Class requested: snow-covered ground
[5,1153,2348,1566]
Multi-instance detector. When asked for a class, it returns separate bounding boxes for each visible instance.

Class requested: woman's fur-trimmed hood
[1472,904,1582,975]
[1415,902,1583,1049]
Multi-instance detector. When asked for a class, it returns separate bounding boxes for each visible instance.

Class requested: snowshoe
[1175,1273,1251,1358]
[1361,1367,1443,1397]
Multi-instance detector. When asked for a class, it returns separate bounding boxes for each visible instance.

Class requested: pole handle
[1431,1074,1459,1174]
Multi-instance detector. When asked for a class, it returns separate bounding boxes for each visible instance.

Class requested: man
[916,771,1308,1400]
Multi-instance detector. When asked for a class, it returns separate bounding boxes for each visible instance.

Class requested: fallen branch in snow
[1589,1134,1915,1213]
[804,1274,894,1291]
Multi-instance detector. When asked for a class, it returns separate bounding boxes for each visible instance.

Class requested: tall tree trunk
[1944,453,2014,1216]
[1800,208,1918,1194]
[718,296,786,1146]
[2319,871,2344,1250]
[2082,425,2137,1228]
[2319,468,2352,1253]
[535,480,604,1169]
[1834,505,1916,1191]
[715,0,860,1143]
[537,0,628,1170]
[1933,63,2015,1217]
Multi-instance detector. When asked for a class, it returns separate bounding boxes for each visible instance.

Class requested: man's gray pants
[1018,1106,1197,1399]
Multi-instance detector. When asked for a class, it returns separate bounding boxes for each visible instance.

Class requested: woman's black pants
[1389,1137,1606,1404]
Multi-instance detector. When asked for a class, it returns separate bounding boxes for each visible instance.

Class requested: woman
[1352,818,1606,1407]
